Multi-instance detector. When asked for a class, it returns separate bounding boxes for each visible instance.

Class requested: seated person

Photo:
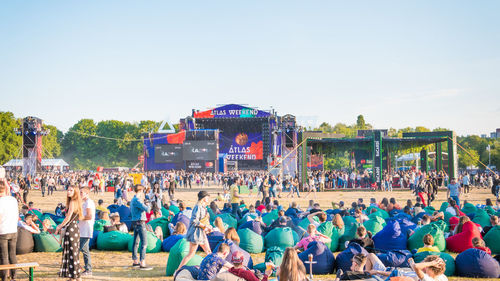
[95,199,107,214]
[42,218,55,233]
[349,225,374,251]
[409,256,448,281]
[197,243,232,280]
[445,199,460,216]
[334,253,373,280]
[481,215,498,237]
[285,202,301,220]
[229,251,272,281]
[18,213,40,234]
[103,212,128,233]
[265,216,288,234]
[241,205,259,222]
[212,217,226,233]
[172,222,187,236]
[472,237,491,255]
[417,215,431,228]
[417,234,440,253]
[294,224,331,251]
[19,205,29,219]
[55,203,66,217]
[354,208,368,224]
[307,210,327,227]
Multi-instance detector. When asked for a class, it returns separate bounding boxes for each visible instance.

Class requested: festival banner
[219,132,263,161]
[194,104,271,119]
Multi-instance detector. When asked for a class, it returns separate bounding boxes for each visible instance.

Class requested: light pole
[487,144,491,167]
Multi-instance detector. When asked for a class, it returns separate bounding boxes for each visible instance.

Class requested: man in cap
[228,251,272,281]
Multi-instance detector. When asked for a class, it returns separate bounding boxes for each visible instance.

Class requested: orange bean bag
[446,221,482,253]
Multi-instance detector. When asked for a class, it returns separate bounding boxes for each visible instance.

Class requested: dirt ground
[15,185,498,281]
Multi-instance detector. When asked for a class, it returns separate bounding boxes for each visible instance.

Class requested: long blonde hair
[214,217,226,233]
[278,247,306,281]
[66,185,83,220]
[224,227,240,245]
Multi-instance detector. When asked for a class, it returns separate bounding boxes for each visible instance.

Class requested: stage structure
[143,104,300,172]
[14,117,50,176]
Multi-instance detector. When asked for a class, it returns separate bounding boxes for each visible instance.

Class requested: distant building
[481,134,487,138]
[491,132,497,138]
[496,128,500,138]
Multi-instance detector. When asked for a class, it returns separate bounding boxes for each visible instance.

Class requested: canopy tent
[3,158,70,171]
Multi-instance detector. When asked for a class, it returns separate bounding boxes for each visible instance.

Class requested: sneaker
[132,263,140,268]
[139,265,153,271]
[81,271,93,276]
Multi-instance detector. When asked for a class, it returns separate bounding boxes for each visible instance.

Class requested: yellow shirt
[230,184,239,204]
[416,246,440,253]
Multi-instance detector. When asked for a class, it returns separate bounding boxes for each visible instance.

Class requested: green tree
[356,115,366,129]
[42,125,63,158]
[458,148,480,168]
[0,112,22,164]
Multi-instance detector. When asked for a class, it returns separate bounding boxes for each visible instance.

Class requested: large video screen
[154,144,183,163]
[219,132,263,161]
[183,140,218,160]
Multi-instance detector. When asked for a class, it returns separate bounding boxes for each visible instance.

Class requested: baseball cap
[231,251,244,264]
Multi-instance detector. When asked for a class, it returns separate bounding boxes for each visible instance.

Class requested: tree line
[0,111,498,171]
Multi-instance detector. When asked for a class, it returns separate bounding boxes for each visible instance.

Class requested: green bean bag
[39,215,57,229]
[424,206,436,215]
[483,225,500,255]
[485,206,496,216]
[28,209,43,219]
[461,203,477,215]
[298,216,319,230]
[127,231,162,253]
[366,207,389,219]
[262,210,279,226]
[148,217,170,237]
[317,221,333,250]
[94,219,111,232]
[439,202,449,212]
[472,209,491,228]
[413,251,455,276]
[254,246,285,273]
[162,205,179,217]
[339,216,360,251]
[215,213,237,229]
[238,228,264,253]
[264,227,297,249]
[34,232,62,252]
[330,226,342,252]
[407,223,446,252]
[363,216,386,235]
[97,231,132,251]
[165,238,203,276]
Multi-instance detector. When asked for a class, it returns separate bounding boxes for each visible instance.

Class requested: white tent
[3,158,69,171]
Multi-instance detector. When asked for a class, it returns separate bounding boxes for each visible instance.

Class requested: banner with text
[220,132,263,161]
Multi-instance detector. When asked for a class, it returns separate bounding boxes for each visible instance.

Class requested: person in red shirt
[472,237,492,255]
[228,251,272,281]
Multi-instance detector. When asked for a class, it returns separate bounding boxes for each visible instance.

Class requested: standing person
[55,185,83,281]
[79,187,95,276]
[130,185,152,270]
[446,178,462,207]
[176,191,213,272]
[40,175,46,197]
[19,177,28,204]
[230,178,243,219]
[268,175,277,199]
[0,178,19,281]
[48,175,56,196]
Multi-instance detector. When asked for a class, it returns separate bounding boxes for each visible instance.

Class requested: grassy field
[15,184,497,280]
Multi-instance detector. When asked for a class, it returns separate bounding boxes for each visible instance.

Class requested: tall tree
[0,112,22,164]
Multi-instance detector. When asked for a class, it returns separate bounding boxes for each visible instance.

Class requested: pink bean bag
[446,221,482,253]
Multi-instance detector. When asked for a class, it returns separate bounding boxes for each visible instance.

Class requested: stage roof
[3,158,69,167]
[307,137,447,151]
[193,104,272,119]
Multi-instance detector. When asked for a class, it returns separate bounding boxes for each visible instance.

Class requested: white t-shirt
[0,196,19,235]
[445,207,457,216]
[79,198,96,238]
[421,273,448,281]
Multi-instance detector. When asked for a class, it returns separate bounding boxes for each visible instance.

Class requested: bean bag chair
[108,204,131,220]
[411,212,426,225]
[34,232,62,252]
[94,219,111,232]
[446,221,481,253]
[148,217,170,238]
[287,219,307,240]
[97,231,132,251]
[166,238,203,276]
[16,227,34,255]
[448,216,459,231]
[368,209,389,220]
[298,216,319,230]
[238,220,264,235]
[264,227,297,249]
[373,220,407,251]
[253,246,285,273]
[40,214,57,229]
[472,209,491,228]
[127,231,162,253]
[177,214,191,230]
[215,239,253,269]
[298,241,335,274]
[455,248,500,278]
[376,250,411,268]
[485,205,496,216]
[339,216,360,251]
[215,213,237,230]
[392,212,412,221]
[238,213,258,226]
[162,205,179,218]
[28,209,43,219]
[43,213,65,225]
[262,210,279,226]
[329,226,342,252]
[212,271,245,281]
[335,242,368,272]
[392,217,417,234]
[174,266,200,281]
[484,225,500,255]
[207,231,225,251]
[413,251,455,277]
[363,216,386,235]
[163,234,184,252]
[90,230,101,249]
[407,223,446,252]
[238,228,264,253]
[439,202,449,212]
[316,221,334,250]
[461,202,477,214]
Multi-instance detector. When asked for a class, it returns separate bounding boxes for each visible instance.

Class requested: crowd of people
[1,167,500,281]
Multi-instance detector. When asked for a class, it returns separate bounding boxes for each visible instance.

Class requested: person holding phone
[0,177,19,281]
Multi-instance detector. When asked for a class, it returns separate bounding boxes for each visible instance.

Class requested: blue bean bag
[335,242,368,272]
[376,250,412,268]
[207,231,224,251]
[238,220,264,235]
[298,241,335,274]
[177,214,190,230]
[108,204,132,229]
[90,230,101,249]
[214,239,253,269]
[373,220,407,251]
[162,234,184,252]
[455,248,500,278]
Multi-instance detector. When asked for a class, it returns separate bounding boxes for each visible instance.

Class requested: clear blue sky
[1,1,499,136]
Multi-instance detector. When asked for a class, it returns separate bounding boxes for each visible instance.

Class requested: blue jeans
[132,221,147,262]
[231,203,241,220]
[269,187,276,198]
[450,195,460,207]
[292,185,300,197]
[80,237,91,272]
